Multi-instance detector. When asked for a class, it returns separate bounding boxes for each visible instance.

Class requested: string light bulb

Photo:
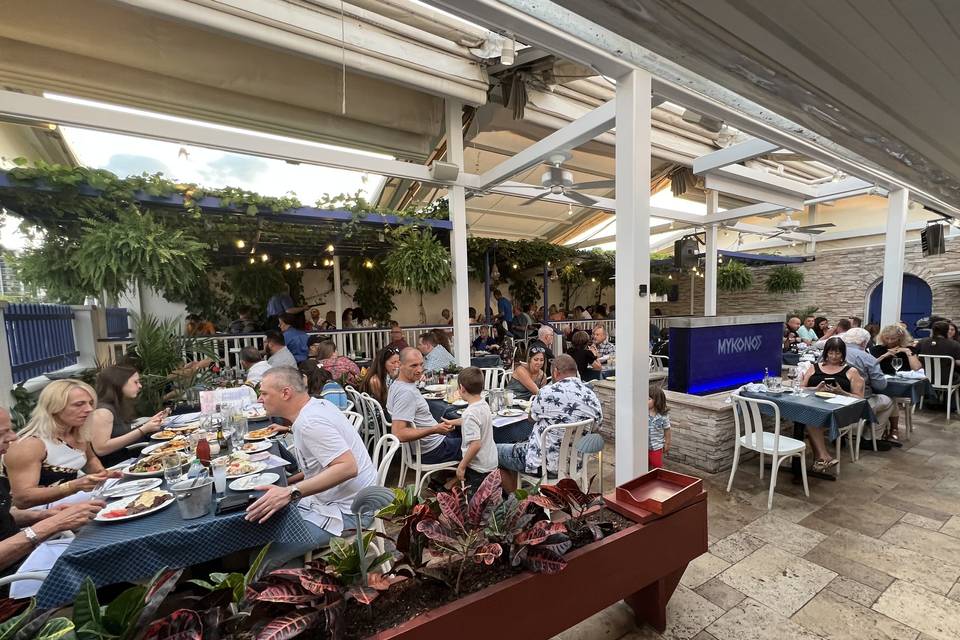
[261,254,269,262]
[249,257,255,264]
[326,244,335,253]
[284,262,292,270]
[295,261,302,269]
[364,259,374,269]
[236,239,245,249]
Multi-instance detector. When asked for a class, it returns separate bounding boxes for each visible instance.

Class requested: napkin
[10,534,74,599]
[493,414,527,428]
[896,369,927,379]
[825,395,859,406]
[742,383,769,393]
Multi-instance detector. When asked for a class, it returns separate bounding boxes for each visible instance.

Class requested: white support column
[70,305,97,369]
[704,190,719,317]
[333,256,343,329]
[807,204,818,254]
[614,71,651,485]
[446,99,471,367]
[0,303,13,409]
[880,189,909,327]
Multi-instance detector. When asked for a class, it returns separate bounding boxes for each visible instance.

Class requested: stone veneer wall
[653,233,960,322]
[594,380,772,474]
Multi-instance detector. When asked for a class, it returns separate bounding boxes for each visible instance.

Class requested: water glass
[891,356,903,374]
[505,390,515,407]
[231,416,248,449]
[162,454,183,486]
[211,457,228,495]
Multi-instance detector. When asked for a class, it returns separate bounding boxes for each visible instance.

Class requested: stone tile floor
[556,407,960,640]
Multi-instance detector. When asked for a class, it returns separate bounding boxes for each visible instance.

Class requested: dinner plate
[421,393,443,400]
[143,438,189,455]
[226,461,268,479]
[606,376,617,381]
[498,408,525,417]
[150,430,179,441]
[239,441,273,454]
[228,472,280,491]
[424,384,447,393]
[101,478,163,499]
[815,391,836,398]
[168,422,200,433]
[95,490,175,522]
[243,407,268,420]
[451,399,468,407]
[245,428,276,441]
[123,453,191,477]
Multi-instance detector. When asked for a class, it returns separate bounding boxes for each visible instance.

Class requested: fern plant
[383,227,452,324]
[717,260,754,292]
[766,265,805,294]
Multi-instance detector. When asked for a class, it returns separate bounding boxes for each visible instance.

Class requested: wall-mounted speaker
[922,224,945,257]
[673,237,699,268]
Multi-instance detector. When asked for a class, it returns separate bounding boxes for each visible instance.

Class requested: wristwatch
[23,527,39,547]
[288,485,302,502]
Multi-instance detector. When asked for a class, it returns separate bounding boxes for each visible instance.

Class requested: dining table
[740,388,874,481]
[878,374,929,442]
[424,396,534,444]
[470,353,503,368]
[35,435,309,609]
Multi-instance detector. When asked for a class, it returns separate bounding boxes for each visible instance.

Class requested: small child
[648,382,671,469]
[455,367,498,492]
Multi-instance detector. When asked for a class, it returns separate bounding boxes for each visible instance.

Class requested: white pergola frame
[1,0,952,483]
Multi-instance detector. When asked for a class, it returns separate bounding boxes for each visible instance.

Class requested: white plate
[101,478,163,499]
[123,453,191,477]
[143,438,189,455]
[451,400,468,408]
[228,472,280,491]
[95,491,175,522]
[243,407,267,420]
[150,431,180,441]
[498,409,525,417]
[239,441,272,454]
[421,393,443,400]
[424,384,447,393]
[226,461,268,480]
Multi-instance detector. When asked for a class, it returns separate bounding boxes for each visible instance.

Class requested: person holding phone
[799,337,865,472]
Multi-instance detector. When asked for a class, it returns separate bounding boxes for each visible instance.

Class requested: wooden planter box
[367,471,708,640]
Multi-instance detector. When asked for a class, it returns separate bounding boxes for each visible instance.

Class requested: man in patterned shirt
[496,354,603,491]
[591,324,615,363]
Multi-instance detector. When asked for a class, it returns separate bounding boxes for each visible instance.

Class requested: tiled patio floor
[557,406,960,640]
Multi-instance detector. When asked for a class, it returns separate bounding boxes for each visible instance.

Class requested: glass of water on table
[231,416,248,451]
[212,457,228,495]
[162,453,183,485]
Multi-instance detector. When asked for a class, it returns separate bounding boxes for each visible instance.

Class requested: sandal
[812,458,839,473]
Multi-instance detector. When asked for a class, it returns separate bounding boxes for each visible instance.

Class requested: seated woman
[360,348,400,409]
[568,330,602,380]
[298,359,326,398]
[86,365,168,468]
[799,337,865,472]
[5,380,120,509]
[868,325,921,375]
[506,346,547,400]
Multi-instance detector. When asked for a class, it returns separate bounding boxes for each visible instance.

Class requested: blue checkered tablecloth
[740,390,873,441]
[879,376,929,405]
[471,354,503,368]
[36,445,310,609]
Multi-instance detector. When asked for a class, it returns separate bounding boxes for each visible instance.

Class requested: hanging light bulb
[364,259,374,269]
[249,257,255,264]
[312,260,318,267]
[668,274,673,280]
[284,262,292,270]
[295,261,302,269]
[567,203,573,216]
[512,263,518,270]
[261,254,269,262]
[326,244,335,253]
[236,239,245,249]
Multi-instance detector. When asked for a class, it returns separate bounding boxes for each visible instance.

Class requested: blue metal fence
[4,303,78,383]
[105,307,130,338]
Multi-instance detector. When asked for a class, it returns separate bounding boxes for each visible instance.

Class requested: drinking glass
[505,390,515,407]
[231,416,248,450]
[891,356,903,374]
[211,457,228,495]
[162,454,183,486]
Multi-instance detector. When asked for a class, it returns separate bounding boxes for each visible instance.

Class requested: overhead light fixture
[567,204,573,216]
[260,254,269,262]
[46,123,57,131]
[428,160,460,182]
[295,261,302,269]
[590,277,596,282]
[668,274,673,280]
[364,259,374,269]
[284,262,292,270]
[236,239,245,249]
[312,260,318,267]
[512,263,518,270]
[326,244,335,253]
[248,257,255,264]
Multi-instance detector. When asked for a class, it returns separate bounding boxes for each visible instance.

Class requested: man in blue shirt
[417,332,457,372]
[278,313,309,362]
[493,288,513,323]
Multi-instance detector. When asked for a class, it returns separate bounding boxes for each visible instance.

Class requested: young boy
[454,367,498,492]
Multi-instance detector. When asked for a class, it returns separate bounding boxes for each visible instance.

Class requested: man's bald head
[399,347,424,383]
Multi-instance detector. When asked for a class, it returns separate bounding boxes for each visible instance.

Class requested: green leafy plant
[765,265,805,294]
[383,227,452,324]
[650,275,672,297]
[558,264,586,311]
[187,543,271,605]
[717,260,754,292]
[508,277,540,309]
[790,305,819,321]
[72,568,182,640]
[347,257,396,324]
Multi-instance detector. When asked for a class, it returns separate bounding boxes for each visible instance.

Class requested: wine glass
[891,356,903,375]
[786,367,798,394]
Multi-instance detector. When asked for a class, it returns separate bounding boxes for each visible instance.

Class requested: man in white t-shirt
[240,346,271,385]
[247,367,376,568]
[387,348,460,464]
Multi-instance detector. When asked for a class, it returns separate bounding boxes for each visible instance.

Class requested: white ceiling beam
[0,90,470,187]
[692,138,779,175]
[467,206,574,225]
[704,202,785,224]
[467,226,540,239]
[725,221,808,243]
[474,99,616,190]
[704,173,806,210]
[711,163,819,198]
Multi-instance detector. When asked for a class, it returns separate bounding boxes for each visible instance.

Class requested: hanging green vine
[766,265,804,294]
[717,260,754,292]
[383,227,452,324]
[346,257,397,324]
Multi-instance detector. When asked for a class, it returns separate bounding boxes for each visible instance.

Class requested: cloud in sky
[200,155,269,183]
[104,154,170,177]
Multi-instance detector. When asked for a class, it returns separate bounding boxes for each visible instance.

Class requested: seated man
[229,305,258,334]
[417,332,457,372]
[797,315,818,344]
[496,355,603,492]
[592,324,615,363]
[841,328,894,449]
[783,316,802,351]
[248,367,376,569]
[387,348,460,465]
[916,320,960,382]
[385,322,410,352]
[264,331,298,368]
[813,318,851,349]
[0,408,103,583]
[527,325,556,371]
[240,346,271,386]
[472,325,499,352]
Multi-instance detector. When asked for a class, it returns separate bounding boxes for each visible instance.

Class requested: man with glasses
[385,322,409,352]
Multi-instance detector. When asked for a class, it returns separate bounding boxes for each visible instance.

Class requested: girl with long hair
[87,365,168,468]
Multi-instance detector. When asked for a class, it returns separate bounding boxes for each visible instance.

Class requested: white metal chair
[518,418,592,489]
[343,411,365,431]
[398,438,459,495]
[650,355,669,372]
[481,367,507,390]
[919,354,960,420]
[341,400,355,413]
[373,434,401,487]
[359,392,389,450]
[727,393,808,510]
[834,420,859,474]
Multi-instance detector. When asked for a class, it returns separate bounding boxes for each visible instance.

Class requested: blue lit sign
[668,321,783,395]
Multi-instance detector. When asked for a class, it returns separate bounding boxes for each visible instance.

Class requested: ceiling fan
[513,152,615,207]
[773,211,835,236]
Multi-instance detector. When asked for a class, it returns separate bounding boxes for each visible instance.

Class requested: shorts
[497,442,529,472]
[421,436,462,464]
[648,449,663,469]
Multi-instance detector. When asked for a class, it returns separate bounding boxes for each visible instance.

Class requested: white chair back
[731,393,781,450]
[537,418,592,481]
[481,367,507,390]
[372,434,401,487]
[343,411,365,431]
[920,354,955,389]
[650,355,669,372]
[360,393,389,448]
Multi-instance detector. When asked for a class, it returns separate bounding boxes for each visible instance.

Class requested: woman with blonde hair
[4,380,118,508]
